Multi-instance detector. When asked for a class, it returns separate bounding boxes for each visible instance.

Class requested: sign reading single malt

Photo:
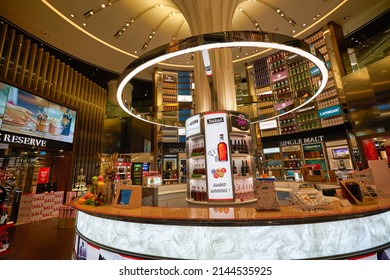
[279,135,324,147]
[203,112,234,201]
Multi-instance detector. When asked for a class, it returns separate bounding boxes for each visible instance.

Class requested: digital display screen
[0,81,76,144]
[332,148,349,158]
[117,189,132,205]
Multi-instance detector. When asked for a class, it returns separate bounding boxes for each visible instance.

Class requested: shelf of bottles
[161,70,179,125]
[177,71,194,124]
[0,202,12,255]
[295,104,320,132]
[253,58,274,120]
[287,56,312,102]
[304,29,343,128]
[131,163,143,185]
[302,143,328,173]
[278,112,297,135]
[230,132,256,202]
[269,51,294,102]
[281,145,303,179]
[187,134,207,202]
[114,158,131,182]
[263,147,283,179]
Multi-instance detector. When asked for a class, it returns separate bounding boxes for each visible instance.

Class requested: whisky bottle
[217,134,228,161]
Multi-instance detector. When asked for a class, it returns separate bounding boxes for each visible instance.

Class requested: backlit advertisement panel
[203,112,234,201]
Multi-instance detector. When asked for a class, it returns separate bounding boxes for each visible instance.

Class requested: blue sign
[310,66,320,76]
[318,104,342,119]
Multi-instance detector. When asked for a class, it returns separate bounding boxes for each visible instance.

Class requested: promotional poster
[203,112,234,201]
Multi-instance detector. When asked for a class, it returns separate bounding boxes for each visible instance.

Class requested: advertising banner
[37,167,50,184]
[203,112,234,200]
[0,81,76,144]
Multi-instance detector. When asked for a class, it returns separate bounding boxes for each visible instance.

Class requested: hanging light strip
[116,31,328,128]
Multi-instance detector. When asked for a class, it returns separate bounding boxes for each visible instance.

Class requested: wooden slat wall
[0,23,107,184]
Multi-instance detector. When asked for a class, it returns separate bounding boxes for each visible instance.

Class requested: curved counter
[71,193,390,260]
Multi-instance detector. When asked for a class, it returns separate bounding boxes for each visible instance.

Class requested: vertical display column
[203,112,234,201]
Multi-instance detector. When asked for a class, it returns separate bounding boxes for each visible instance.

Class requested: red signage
[37,167,50,184]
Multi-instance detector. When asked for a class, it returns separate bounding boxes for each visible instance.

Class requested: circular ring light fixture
[117,31,328,128]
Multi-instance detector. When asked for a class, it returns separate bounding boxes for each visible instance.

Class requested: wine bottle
[232,160,237,174]
[241,160,246,176]
[245,160,250,175]
[217,134,228,161]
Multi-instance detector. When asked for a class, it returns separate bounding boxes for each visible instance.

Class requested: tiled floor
[0,218,75,260]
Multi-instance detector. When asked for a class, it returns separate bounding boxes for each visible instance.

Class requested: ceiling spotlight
[239,7,243,12]
[152,30,156,34]
[149,34,153,39]
[101,4,106,8]
[302,23,307,27]
[280,13,284,17]
[108,0,112,5]
[89,10,94,15]
[131,17,135,23]
[276,8,281,13]
[82,22,87,26]
[142,43,148,49]
[126,22,130,27]
[70,14,75,18]
[344,15,350,20]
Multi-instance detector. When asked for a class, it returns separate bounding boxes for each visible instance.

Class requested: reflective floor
[0,218,75,260]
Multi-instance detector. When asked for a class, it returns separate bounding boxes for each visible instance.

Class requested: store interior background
[0,0,389,206]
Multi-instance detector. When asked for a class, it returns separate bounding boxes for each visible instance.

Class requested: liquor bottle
[243,140,248,153]
[61,108,72,136]
[232,160,237,174]
[200,185,207,202]
[241,160,246,176]
[238,139,243,153]
[245,160,250,175]
[217,134,228,161]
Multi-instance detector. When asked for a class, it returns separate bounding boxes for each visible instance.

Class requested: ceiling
[0,0,389,91]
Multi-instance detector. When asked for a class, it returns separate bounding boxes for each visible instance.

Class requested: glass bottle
[217,134,228,161]
[61,108,72,136]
